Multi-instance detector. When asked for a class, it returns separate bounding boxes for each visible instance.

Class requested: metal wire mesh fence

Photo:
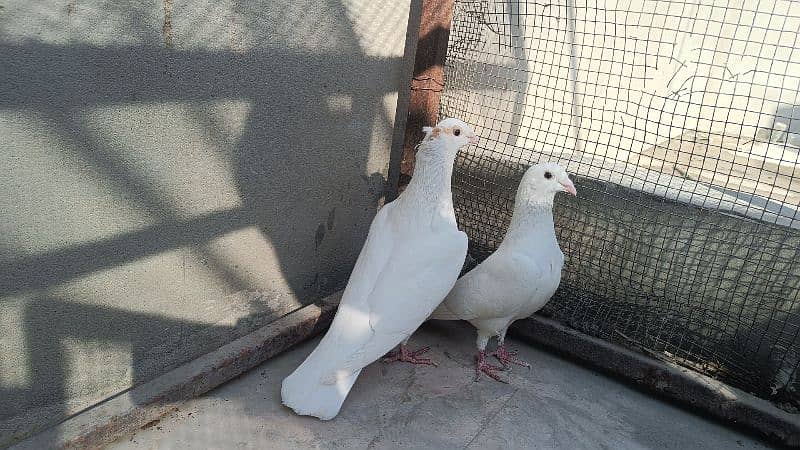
[440,0,800,410]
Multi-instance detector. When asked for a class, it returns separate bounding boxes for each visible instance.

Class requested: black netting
[441,0,800,410]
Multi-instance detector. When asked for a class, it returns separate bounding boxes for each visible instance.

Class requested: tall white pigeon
[429,162,576,382]
[281,118,477,419]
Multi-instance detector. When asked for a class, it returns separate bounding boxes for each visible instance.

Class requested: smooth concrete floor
[111,321,771,449]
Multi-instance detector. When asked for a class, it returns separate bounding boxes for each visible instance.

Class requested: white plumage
[281,118,478,419]
[429,162,576,381]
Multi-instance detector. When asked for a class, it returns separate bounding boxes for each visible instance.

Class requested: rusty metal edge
[510,315,800,447]
[12,292,341,450]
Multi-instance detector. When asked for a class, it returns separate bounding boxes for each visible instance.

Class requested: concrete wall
[0,0,417,445]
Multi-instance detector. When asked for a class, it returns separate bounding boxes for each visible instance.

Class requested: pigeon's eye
[544,171,553,179]
[453,128,461,136]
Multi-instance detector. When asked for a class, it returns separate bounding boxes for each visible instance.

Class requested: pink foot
[475,350,508,383]
[382,345,438,366]
[491,345,531,369]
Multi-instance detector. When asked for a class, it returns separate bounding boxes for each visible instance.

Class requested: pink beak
[468,135,479,145]
[561,179,577,196]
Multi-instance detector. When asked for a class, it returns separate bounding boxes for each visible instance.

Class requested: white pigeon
[281,118,477,419]
[429,162,576,382]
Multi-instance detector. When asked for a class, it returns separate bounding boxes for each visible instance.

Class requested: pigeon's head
[422,118,478,152]
[518,162,577,204]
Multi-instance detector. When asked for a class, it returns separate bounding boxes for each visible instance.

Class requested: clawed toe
[382,345,438,366]
[475,351,509,383]
[411,346,431,358]
[491,345,531,369]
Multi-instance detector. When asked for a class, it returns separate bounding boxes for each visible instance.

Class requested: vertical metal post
[399,0,456,184]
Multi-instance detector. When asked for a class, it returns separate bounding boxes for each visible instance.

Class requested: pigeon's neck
[506,196,556,238]
[402,141,456,207]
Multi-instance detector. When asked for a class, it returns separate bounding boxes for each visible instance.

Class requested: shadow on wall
[0,0,423,446]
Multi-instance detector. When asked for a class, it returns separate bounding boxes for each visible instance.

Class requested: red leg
[490,344,531,369]
[382,344,437,366]
[475,350,508,383]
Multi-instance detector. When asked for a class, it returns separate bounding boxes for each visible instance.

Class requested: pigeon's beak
[468,134,479,145]
[560,179,577,196]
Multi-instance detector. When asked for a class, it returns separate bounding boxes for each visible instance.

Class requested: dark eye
[544,171,552,179]
[453,128,461,136]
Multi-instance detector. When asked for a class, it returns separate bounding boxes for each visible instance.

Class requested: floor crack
[463,388,519,449]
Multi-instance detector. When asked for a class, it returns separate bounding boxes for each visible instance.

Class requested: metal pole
[399,0,456,185]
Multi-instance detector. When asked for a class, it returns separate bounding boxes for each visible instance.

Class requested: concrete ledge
[510,315,800,447]
[17,294,795,448]
[13,293,340,450]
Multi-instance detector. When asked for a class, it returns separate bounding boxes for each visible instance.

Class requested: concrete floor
[111,321,770,449]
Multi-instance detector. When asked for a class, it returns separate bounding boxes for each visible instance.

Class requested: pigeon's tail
[281,357,360,421]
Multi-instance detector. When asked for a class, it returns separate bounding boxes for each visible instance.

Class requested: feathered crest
[415,126,437,152]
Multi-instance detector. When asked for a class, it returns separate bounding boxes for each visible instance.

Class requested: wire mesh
[441,0,800,410]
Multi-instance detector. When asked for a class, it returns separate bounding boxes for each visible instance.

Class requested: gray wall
[0,0,417,445]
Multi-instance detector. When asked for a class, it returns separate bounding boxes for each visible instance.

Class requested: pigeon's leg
[382,337,437,366]
[490,327,531,369]
[475,332,508,383]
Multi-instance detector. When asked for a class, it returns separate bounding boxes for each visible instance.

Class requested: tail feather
[281,355,360,420]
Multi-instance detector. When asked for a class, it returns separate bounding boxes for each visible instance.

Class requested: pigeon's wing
[432,249,529,321]
[300,202,397,384]
[427,298,461,320]
[322,227,468,383]
[429,265,492,321]
[426,261,489,321]
[363,228,468,334]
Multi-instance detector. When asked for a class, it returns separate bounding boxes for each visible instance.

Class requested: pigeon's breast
[512,249,563,319]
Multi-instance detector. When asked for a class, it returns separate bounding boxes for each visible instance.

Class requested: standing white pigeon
[281,118,478,419]
[429,162,576,382]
